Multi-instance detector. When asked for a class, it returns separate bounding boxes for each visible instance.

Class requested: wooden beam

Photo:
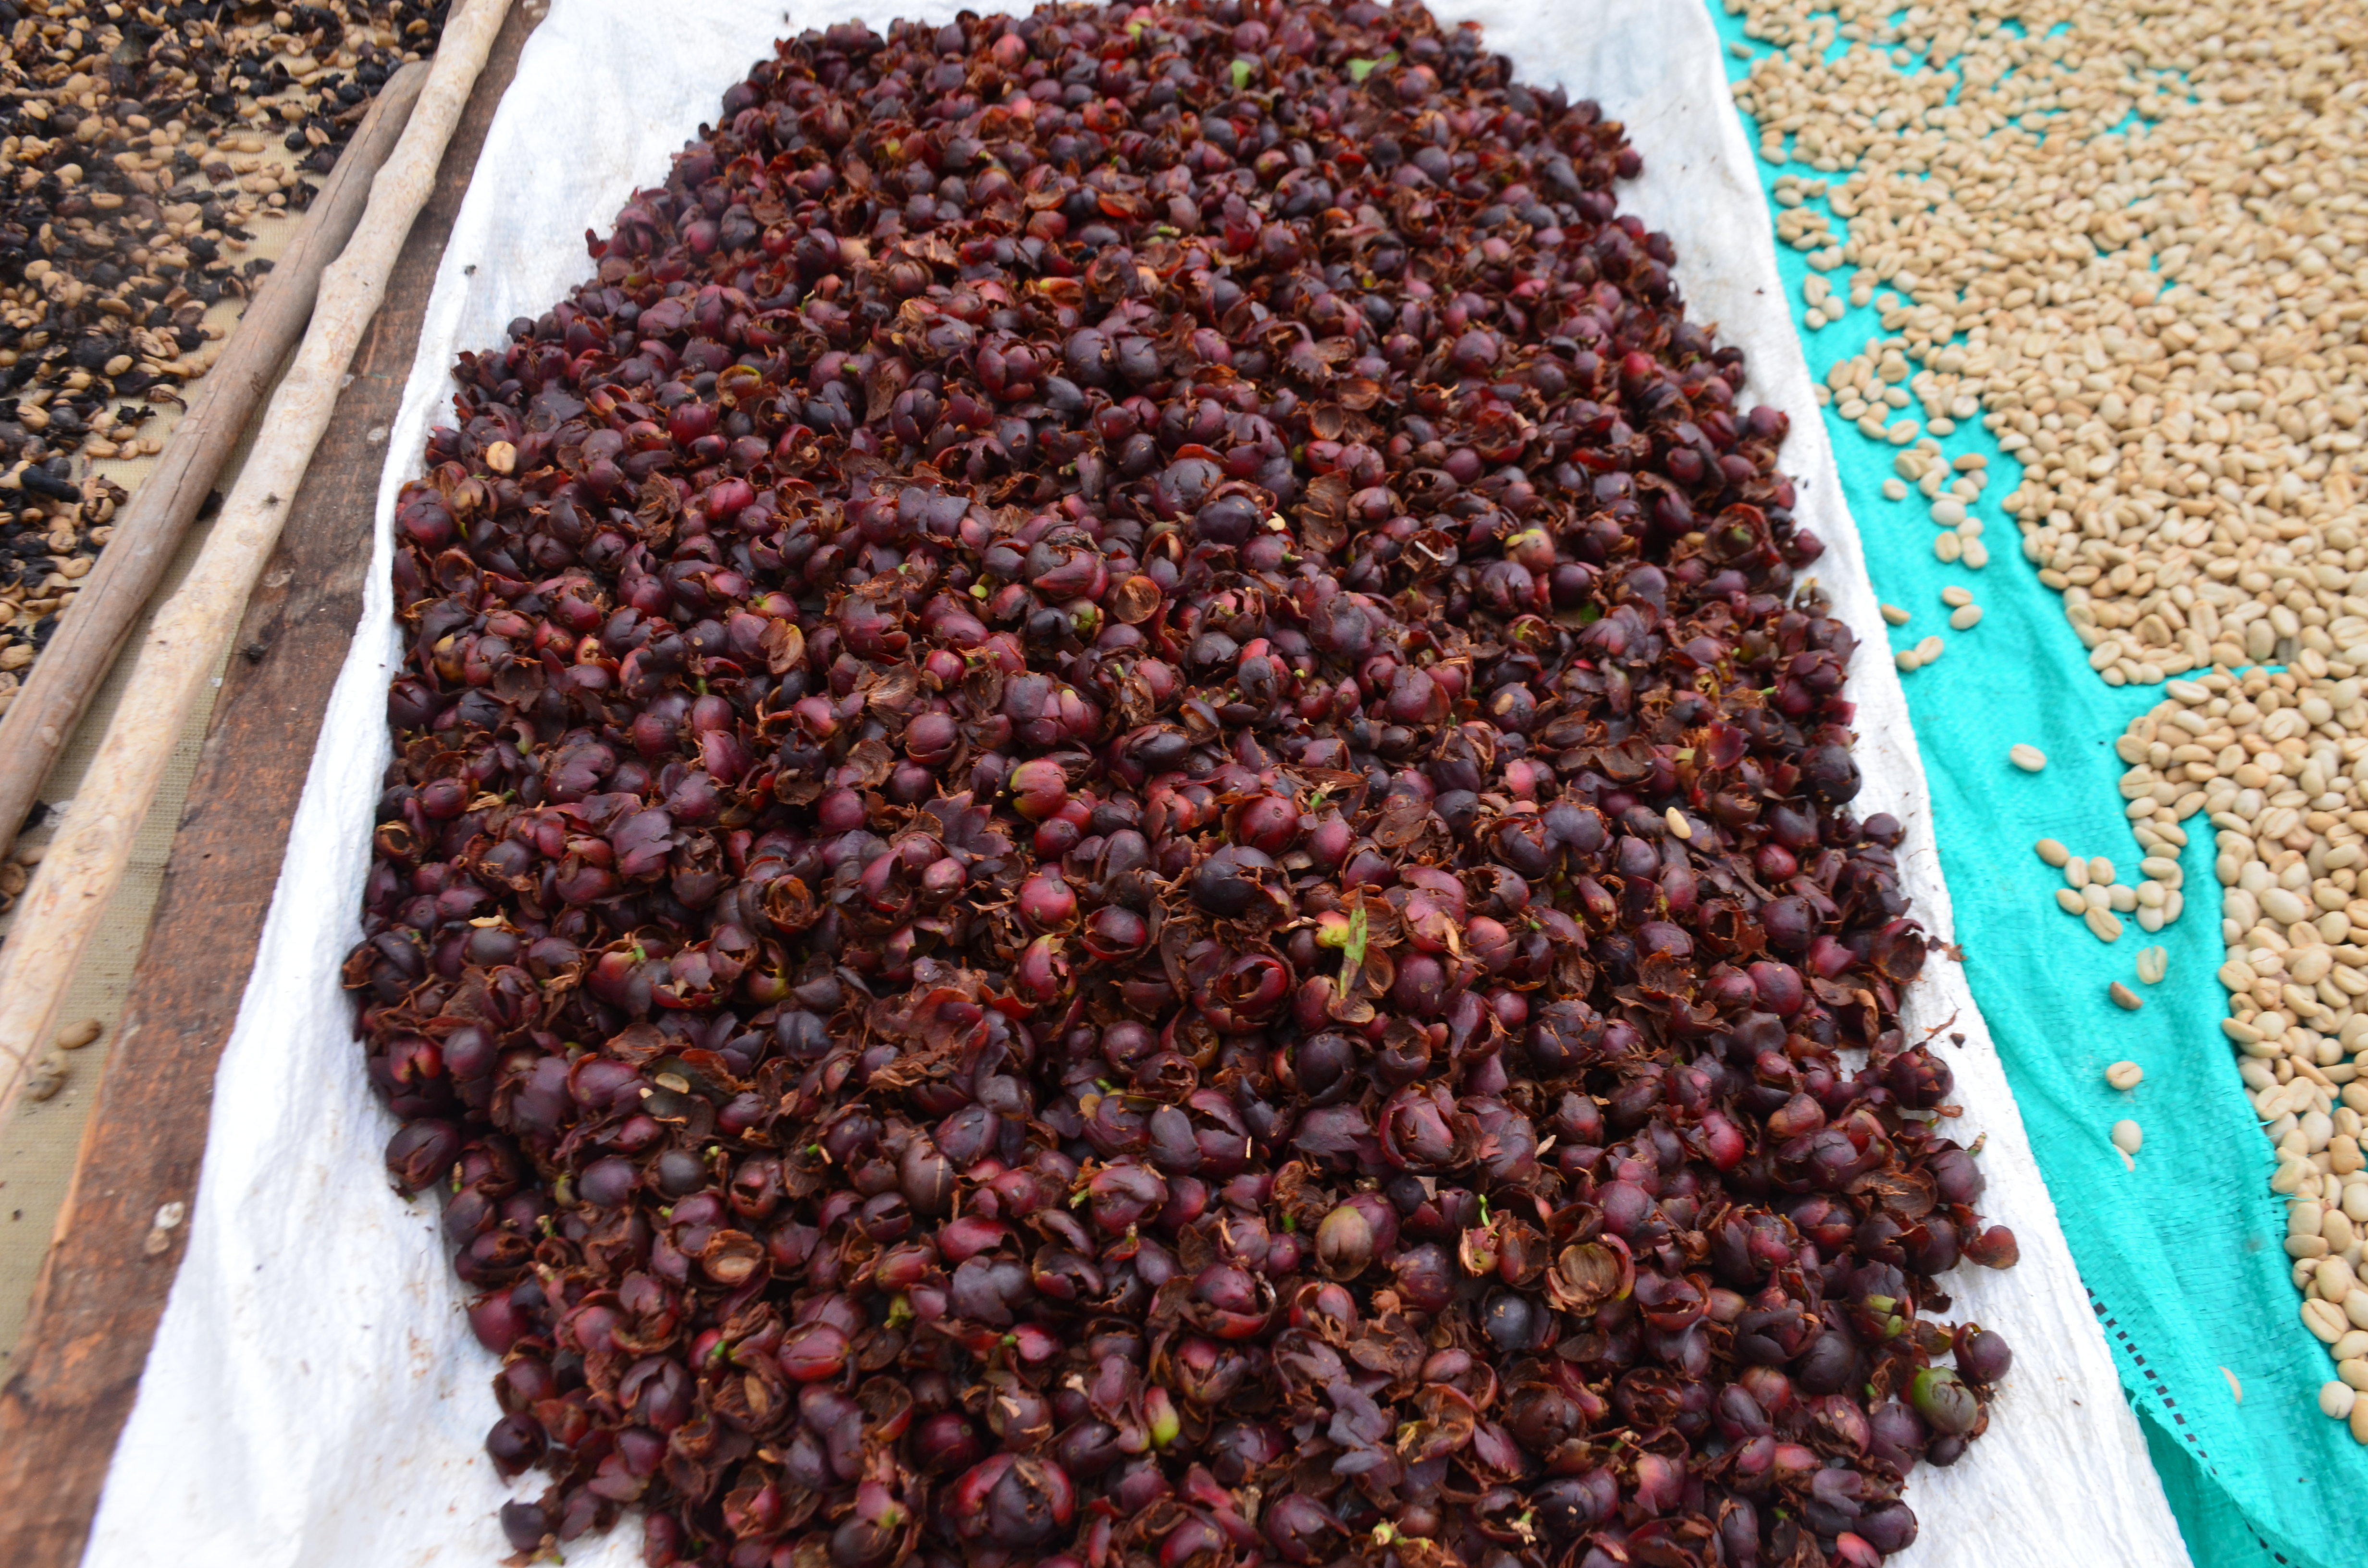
[0,6,535,1557]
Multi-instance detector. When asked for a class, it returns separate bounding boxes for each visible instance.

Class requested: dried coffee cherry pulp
[347,4,2014,1566]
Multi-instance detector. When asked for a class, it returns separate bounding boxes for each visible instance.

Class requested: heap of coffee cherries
[345,4,2018,1565]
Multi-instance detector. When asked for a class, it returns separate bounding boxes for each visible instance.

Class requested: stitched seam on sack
[2091,1290,2294,1565]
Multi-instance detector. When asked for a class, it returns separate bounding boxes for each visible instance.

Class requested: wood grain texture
[0,7,534,1558]
[0,62,427,869]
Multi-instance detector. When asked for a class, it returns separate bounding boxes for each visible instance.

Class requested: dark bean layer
[346,5,2016,1567]
[0,0,450,713]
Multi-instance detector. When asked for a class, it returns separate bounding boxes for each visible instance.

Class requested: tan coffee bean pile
[1724,0,2368,1443]
[1727,0,2368,686]
[2103,667,2368,1437]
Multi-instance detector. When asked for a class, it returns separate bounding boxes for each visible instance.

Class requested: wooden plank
[0,6,536,1558]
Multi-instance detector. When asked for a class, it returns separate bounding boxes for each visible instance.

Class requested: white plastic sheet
[86,1,2189,1564]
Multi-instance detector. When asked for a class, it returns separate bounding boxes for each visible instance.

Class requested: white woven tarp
[85,1,2188,1563]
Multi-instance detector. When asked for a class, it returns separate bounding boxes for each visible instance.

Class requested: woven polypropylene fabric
[1703,6,2368,1563]
[86,2,2187,1564]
